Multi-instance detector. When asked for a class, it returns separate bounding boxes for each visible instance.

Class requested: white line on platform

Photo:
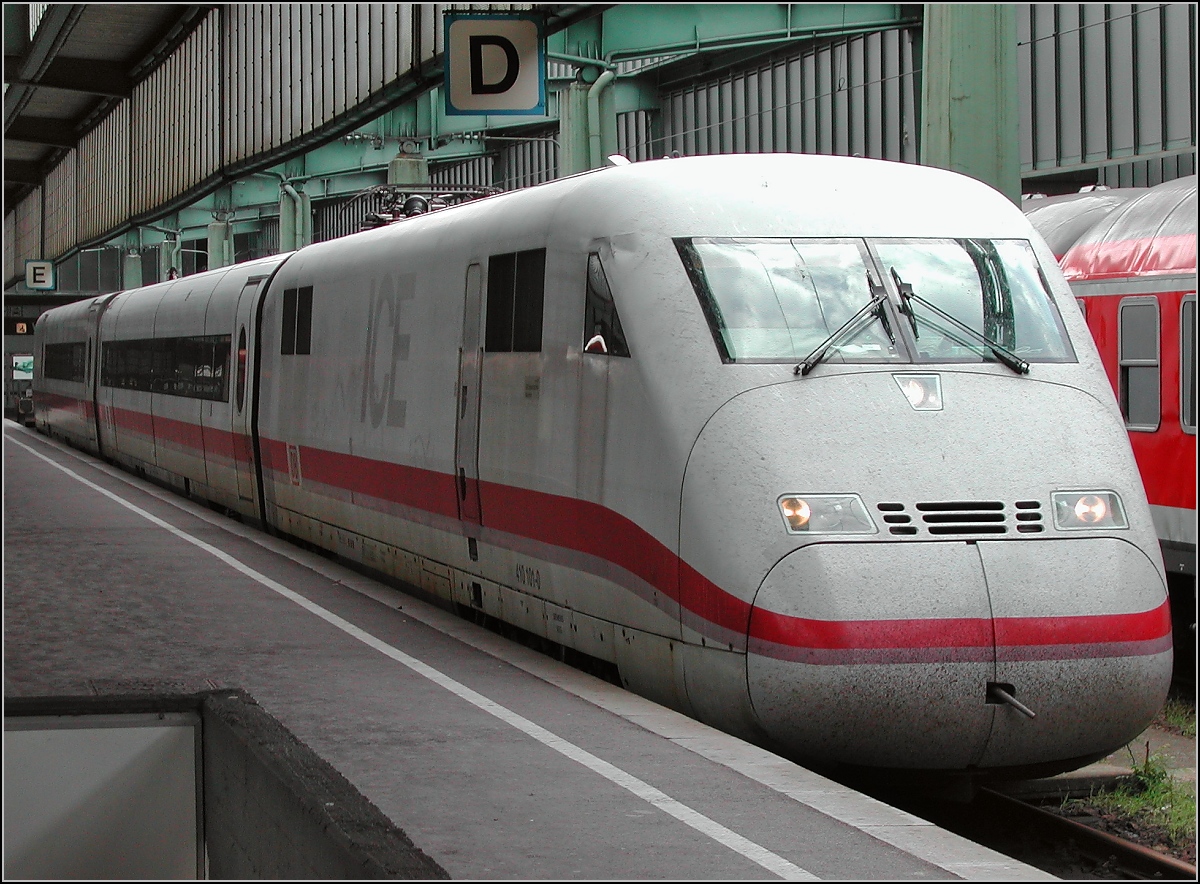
[9,433,818,882]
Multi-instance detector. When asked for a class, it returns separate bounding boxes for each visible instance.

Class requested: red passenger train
[1026,176,1197,674]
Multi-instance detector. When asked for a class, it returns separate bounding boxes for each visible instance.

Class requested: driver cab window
[583,253,630,357]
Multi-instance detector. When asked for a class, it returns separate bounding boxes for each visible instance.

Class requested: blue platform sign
[444,13,545,116]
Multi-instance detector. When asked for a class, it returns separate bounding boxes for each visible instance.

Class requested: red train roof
[1059,176,1197,281]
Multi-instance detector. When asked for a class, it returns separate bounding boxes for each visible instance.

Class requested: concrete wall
[202,691,447,879]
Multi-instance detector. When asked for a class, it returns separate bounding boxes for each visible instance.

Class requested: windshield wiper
[890,268,920,340]
[889,269,1030,375]
[794,281,889,377]
[869,272,895,346]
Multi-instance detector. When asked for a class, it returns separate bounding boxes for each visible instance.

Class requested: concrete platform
[4,420,1058,880]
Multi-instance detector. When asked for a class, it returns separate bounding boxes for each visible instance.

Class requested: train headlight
[893,374,943,411]
[777,494,877,534]
[1051,491,1128,530]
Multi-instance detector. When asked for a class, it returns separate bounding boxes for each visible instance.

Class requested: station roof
[4,3,211,213]
[2,3,601,219]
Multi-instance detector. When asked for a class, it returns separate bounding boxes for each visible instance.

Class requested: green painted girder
[920,4,1020,204]
[556,4,911,61]
[106,5,933,253]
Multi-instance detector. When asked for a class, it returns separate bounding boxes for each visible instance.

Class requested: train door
[85,333,97,447]
[577,251,619,502]
[85,294,117,453]
[98,291,164,466]
[455,263,484,524]
[95,328,117,457]
[230,277,264,508]
[150,281,212,486]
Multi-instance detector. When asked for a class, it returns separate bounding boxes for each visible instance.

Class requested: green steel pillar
[588,70,617,169]
[122,248,143,289]
[920,4,1020,204]
[558,68,616,173]
[279,191,295,253]
[558,81,592,177]
[207,219,233,269]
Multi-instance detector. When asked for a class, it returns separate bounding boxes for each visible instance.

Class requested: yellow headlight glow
[777,494,877,534]
[1074,494,1108,523]
[780,497,811,530]
[1052,491,1128,530]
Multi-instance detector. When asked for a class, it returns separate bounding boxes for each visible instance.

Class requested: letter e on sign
[25,260,55,291]
[445,14,545,115]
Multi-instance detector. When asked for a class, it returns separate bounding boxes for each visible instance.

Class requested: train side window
[485,249,545,353]
[280,286,313,355]
[43,341,86,383]
[296,286,313,355]
[1118,298,1160,432]
[101,335,230,401]
[485,253,515,352]
[1182,295,1196,434]
[583,253,630,357]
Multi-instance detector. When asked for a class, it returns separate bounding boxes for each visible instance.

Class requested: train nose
[746,538,1173,772]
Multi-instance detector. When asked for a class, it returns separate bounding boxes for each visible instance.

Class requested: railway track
[877,782,1196,880]
[981,788,1195,880]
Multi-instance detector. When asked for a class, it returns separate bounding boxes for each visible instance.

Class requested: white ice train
[33,154,1173,777]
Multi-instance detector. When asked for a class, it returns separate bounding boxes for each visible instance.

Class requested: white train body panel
[33,154,1171,776]
[32,296,107,448]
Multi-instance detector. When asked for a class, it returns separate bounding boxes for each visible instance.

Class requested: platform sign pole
[444,13,546,117]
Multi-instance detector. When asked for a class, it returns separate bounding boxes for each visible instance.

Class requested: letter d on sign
[470,36,519,95]
[445,13,545,115]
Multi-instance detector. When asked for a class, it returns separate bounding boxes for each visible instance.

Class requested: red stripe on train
[748,599,1170,653]
[259,436,1169,658]
[107,403,253,466]
[44,401,1170,659]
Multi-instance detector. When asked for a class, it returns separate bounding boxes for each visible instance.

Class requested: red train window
[1118,298,1160,432]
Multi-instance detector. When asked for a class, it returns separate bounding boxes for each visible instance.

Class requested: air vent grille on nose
[877,502,917,535]
[1014,500,1045,533]
[877,500,1047,535]
[916,501,1006,534]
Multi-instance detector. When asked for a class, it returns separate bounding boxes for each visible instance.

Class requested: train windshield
[872,238,1075,364]
[677,236,1076,367]
[675,237,905,364]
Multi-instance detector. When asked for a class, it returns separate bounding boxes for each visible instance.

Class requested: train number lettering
[514,563,541,592]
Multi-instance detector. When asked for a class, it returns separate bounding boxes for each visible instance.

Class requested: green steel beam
[548,4,920,170]
[920,4,1020,203]
[97,5,931,262]
[555,4,911,61]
